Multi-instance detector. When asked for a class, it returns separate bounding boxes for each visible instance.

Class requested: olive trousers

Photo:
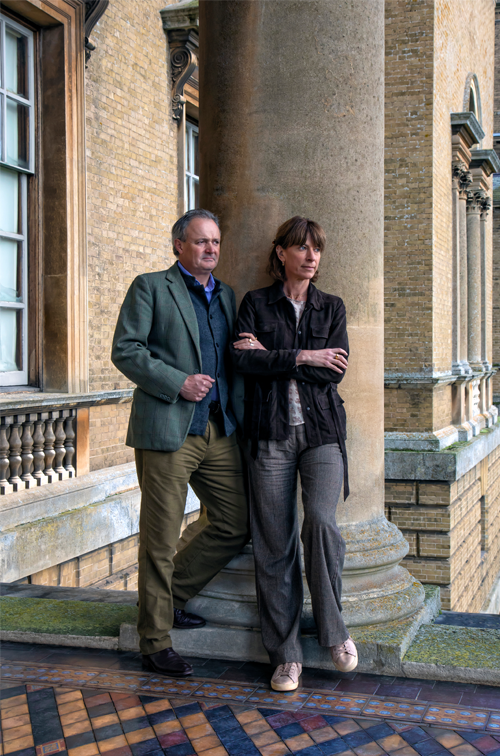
[135,418,248,655]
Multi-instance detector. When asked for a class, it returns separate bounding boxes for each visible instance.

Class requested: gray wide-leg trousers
[247,425,349,666]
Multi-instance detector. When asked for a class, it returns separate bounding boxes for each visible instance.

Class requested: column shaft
[458,176,470,367]
[198,0,424,627]
[467,191,483,368]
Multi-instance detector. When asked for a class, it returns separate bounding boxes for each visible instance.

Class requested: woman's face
[277,234,321,282]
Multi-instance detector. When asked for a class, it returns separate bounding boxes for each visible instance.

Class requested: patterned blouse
[287,299,306,426]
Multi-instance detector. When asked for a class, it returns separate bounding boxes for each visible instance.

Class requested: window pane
[0,238,21,302]
[6,98,29,168]
[193,129,199,176]
[0,166,19,233]
[0,307,21,372]
[5,26,29,99]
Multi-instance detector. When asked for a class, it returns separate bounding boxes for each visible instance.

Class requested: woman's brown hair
[267,216,326,282]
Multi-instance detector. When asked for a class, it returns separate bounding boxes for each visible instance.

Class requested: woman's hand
[233,332,267,351]
[296,348,348,373]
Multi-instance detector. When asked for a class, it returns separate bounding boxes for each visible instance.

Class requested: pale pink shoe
[271,662,302,691]
[330,636,358,672]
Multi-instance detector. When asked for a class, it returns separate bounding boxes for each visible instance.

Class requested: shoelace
[278,662,299,677]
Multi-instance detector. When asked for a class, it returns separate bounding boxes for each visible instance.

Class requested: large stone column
[195,0,423,634]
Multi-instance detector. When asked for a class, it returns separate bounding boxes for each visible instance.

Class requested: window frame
[185,119,199,211]
[0,13,35,387]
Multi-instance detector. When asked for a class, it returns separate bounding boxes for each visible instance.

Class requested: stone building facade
[384,0,500,611]
[0,0,499,617]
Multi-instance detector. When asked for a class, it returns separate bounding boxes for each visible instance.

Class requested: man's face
[175,217,220,278]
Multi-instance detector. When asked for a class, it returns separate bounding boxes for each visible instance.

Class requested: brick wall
[386,442,500,611]
[384,0,434,385]
[84,0,179,466]
[384,0,495,432]
[433,0,495,371]
[89,403,135,471]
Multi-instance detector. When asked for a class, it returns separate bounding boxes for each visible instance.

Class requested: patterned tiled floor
[1,643,500,756]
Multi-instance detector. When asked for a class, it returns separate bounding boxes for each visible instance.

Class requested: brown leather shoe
[142,647,193,677]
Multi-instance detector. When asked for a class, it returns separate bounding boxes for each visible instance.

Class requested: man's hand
[296,348,348,374]
[179,374,215,402]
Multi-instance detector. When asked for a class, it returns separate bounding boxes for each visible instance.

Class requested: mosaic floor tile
[303,693,368,715]
[192,683,255,703]
[362,701,427,722]
[138,679,202,697]
[423,707,490,728]
[487,715,500,732]
[245,689,310,709]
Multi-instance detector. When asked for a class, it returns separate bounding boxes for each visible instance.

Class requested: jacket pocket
[255,323,277,349]
[311,325,329,347]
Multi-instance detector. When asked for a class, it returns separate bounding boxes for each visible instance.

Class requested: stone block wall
[386,442,500,611]
[15,510,200,592]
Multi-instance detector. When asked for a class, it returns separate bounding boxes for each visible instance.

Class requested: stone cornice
[468,149,500,177]
[450,112,485,147]
[160,0,199,31]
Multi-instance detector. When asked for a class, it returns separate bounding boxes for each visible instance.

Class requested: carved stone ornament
[84,0,109,65]
[161,1,199,122]
[453,162,472,197]
[467,188,485,212]
[480,193,492,219]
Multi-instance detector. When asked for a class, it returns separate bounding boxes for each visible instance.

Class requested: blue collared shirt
[177,260,219,402]
[177,261,216,302]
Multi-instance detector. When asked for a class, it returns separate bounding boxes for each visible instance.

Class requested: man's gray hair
[171,209,220,256]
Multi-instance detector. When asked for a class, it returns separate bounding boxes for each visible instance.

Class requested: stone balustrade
[0,410,76,495]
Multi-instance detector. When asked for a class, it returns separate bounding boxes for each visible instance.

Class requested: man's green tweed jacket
[111,263,244,451]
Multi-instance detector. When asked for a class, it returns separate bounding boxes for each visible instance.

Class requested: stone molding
[385,420,500,482]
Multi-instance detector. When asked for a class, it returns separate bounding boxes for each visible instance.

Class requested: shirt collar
[177,260,216,292]
[267,279,323,310]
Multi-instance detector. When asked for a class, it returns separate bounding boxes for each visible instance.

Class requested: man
[112,209,248,677]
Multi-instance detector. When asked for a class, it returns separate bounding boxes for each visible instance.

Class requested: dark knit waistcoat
[182,277,236,437]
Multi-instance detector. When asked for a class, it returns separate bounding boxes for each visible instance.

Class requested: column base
[452,360,472,376]
[183,516,425,632]
[119,586,439,676]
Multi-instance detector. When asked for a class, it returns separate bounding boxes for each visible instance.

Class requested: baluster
[20,415,36,489]
[32,416,48,486]
[43,413,56,483]
[0,418,13,495]
[54,413,68,480]
[8,415,24,491]
[64,412,76,478]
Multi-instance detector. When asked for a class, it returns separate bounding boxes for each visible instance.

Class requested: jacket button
[298,330,301,334]
[307,407,311,411]
[194,369,199,373]
[166,396,171,401]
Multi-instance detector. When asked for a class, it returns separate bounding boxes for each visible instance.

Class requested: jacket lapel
[165,264,202,365]
[219,287,235,332]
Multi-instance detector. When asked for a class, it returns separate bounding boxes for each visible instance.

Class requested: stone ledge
[385,421,500,481]
[0,389,134,415]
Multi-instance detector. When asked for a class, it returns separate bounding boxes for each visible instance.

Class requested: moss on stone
[404,624,500,669]
[0,597,138,637]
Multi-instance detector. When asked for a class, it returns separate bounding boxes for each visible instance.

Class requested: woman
[231,216,357,692]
